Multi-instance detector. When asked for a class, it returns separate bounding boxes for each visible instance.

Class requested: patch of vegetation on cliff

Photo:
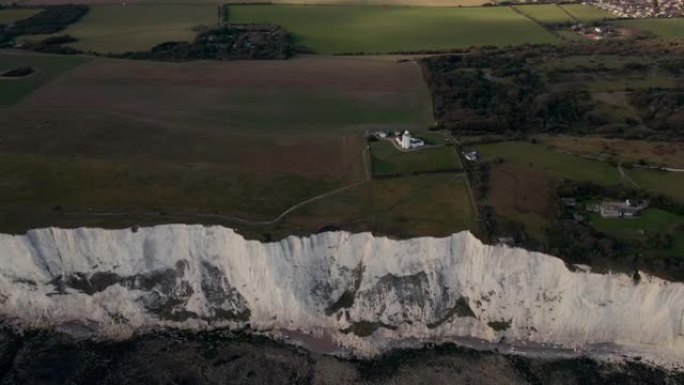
[325,261,365,316]
[487,320,511,331]
[341,321,397,337]
[427,296,476,328]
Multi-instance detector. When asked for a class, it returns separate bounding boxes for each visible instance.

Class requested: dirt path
[618,163,640,188]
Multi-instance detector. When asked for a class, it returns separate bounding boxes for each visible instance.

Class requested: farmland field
[624,168,684,204]
[231,0,490,5]
[486,163,554,242]
[474,141,622,186]
[370,140,461,176]
[558,4,615,22]
[476,141,684,204]
[13,55,432,134]
[50,4,217,53]
[0,53,439,234]
[539,135,684,169]
[0,8,39,23]
[513,4,575,24]
[616,18,684,39]
[227,5,558,54]
[269,174,479,239]
[0,51,90,105]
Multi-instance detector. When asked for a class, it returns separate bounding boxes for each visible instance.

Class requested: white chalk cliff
[0,225,682,368]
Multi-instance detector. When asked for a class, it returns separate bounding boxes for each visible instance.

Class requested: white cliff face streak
[0,225,682,368]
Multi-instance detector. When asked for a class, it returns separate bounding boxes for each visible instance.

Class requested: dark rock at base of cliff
[0,326,681,385]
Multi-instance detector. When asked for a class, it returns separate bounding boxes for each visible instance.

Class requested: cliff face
[0,225,682,368]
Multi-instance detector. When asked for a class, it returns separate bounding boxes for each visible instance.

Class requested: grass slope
[227,5,558,54]
[0,52,90,105]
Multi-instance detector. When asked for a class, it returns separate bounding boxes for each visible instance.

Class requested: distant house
[599,199,648,218]
[396,130,424,150]
[463,150,480,162]
[561,197,577,208]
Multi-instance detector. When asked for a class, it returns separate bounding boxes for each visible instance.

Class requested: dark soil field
[486,163,554,242]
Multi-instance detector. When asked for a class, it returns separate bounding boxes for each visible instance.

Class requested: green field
[617,18,684,39]
[0,8,39,24]
[270,174,479,239]
[514,4,575,24]
[55,4,217,53]
[227,5,558,53]
[370,140,461,176]
[590,208,684,256]
[476,141,684,204]
[559,4,615,22]
[216,91,429,133]
[625,168,684,204]
[0,52,90,105]
[475,141,622,186]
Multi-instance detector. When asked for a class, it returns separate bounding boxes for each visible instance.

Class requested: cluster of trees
[630,90,684,132]
[422,42,684,138]
[114,24,293,61]
[0,5,87,44]
[424,53,594,135]
[22,34,81,54]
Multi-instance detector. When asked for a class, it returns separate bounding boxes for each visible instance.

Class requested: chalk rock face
[0,225,683,367]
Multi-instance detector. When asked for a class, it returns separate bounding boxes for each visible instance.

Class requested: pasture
[617,18,684,40]
[231,0,490,5]
[624,168,684,204]
[15,55,432,134]
[474,141,622,186]
[590,208,684,257]
[539,135,684,169]
[226,5,558,54]
[558,4,615,22]
[55,4,217,53]
[270,174,479,239]
[476,141,684,204]
[486,163,554,242]
[370,139,461,176]
[513,4,575,24]
[0,53,439,233]
[0,51,90,105]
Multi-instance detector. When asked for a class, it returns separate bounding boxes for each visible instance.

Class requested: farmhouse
[396,130,424,150]
[599,199,649,218]
[463,150,480,162]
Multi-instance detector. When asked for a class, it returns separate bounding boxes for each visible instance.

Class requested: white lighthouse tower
[400,130,411,150]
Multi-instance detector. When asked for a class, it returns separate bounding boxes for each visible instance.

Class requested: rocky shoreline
[0,326,681,385]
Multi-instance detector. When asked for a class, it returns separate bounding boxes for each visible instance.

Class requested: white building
[395,130,424,150]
